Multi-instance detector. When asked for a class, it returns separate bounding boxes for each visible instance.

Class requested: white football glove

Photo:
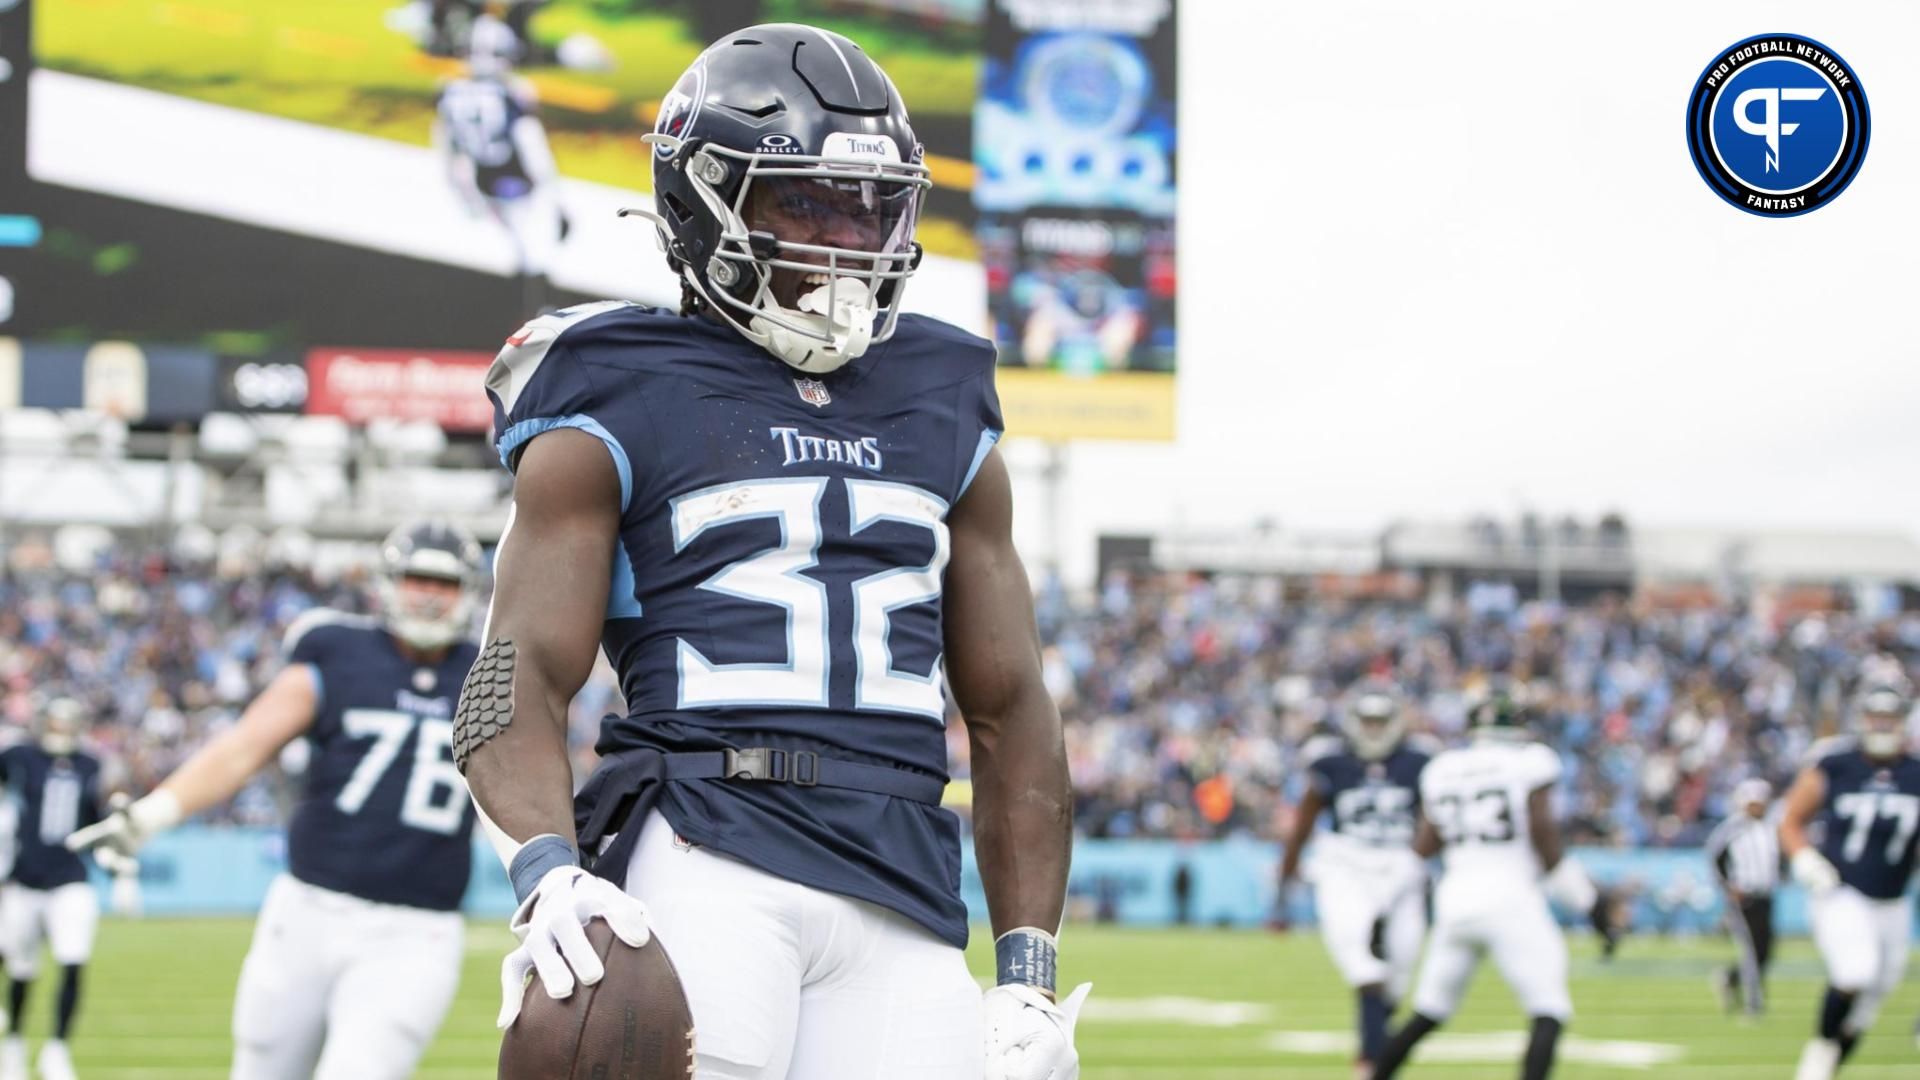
[497,865,652,1029]
[983,982,1093,1080]
[1791,848,1841,894]
[66,791,180,876]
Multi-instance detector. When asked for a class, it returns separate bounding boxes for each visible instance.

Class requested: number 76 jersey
[282,612,480,911]
[486,303,1004,949]
[1811,737,1920,900]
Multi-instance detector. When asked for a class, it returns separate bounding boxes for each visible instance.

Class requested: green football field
[12,919,1917,1077]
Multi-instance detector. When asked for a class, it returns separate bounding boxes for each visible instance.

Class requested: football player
[0,700,106,1080]
[1781,681,1920,1079]
[67,522,486,1080]
[459,24,1086,1080]
[1372,690,1573,1080]
[434,14,566,316]
[1278,684,1430,1077]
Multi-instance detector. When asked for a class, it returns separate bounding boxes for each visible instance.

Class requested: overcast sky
[1003,0,1920,581]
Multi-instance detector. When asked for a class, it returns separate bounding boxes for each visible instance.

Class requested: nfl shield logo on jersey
[793,377,831,407]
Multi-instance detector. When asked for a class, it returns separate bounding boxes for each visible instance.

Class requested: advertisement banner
[11,1,983,352]
[216,353,311,414]
[305,347,494,432]
[976,0,1177,441]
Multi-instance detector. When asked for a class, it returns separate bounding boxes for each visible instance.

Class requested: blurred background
[2,0,1919,1075]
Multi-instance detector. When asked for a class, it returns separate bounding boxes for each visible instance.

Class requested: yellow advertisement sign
[995,369,1176,443]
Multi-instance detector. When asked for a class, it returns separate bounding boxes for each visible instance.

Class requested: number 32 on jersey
[671,476,948,720]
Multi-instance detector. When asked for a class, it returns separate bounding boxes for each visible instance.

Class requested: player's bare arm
[1413,811,1442,859]
[1278,783,1325,888]
[1778,765,1825,858]
[455,428,649,1028]
[456,428,617,847]
[945,445,1091,1075]
[1778,765,1841,893]
[66,660,318,864]
[945,446,1072,938]
[1527,786,1562,872]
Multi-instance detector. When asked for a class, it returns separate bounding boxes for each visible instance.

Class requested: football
[498,920,696,1080]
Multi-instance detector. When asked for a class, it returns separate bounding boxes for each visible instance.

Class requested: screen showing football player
[1779,679,1920,1080]
[66,522,486,1080]
[458,24,1087,1080]
[1277,683,1430,1075]
[433,14,566,316]
[1371,687,1574,1080]
[0,699,106,1080]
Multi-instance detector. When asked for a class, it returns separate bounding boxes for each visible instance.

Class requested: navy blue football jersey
[488,303,1002,948]
[283,612,480,910]
[437,77,534,197]
[1306,736,1430,848]
[0,745,104,890]
[1812,738,1920,900]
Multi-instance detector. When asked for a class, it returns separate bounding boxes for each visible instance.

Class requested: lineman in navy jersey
[1781,681,1920,1080]
[1278,686,1430,1074]
[0,701,105,1080]
[69,522,486,1080]
[462,24,1084,1080]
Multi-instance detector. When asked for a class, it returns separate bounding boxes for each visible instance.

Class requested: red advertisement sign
[305,348,494,432]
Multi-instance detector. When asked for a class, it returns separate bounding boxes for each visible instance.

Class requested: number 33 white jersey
[1421,739,1561,895]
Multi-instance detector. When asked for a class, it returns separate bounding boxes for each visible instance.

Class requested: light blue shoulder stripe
[958,429,1002,499]
[606,541,641,620]
[496,415,633,512]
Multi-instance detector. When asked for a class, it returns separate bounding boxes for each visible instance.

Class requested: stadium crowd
[3,535,1917,847]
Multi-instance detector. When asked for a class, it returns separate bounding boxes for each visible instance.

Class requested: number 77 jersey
[486,302,1005,949]
[1811,737,1920,900]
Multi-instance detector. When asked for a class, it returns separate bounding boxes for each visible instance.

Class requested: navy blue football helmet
[378,519,485,650]
[628,24,931,373]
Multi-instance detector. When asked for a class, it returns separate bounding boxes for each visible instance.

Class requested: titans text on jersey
[487,301,1003,947]
[282,612,481,910]
[0,746,103,891]
[1811,737,1920,900]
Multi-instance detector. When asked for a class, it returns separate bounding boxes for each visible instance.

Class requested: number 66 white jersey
[1421,738,1562,893]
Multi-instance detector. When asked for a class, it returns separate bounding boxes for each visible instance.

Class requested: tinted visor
[743,175,919,258]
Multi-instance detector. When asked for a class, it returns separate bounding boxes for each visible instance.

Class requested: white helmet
[377,520,484,651]
[467,14,518,79]
[40,697,86,756]
[1339,684,1408,761]
[1852,680,1912,760]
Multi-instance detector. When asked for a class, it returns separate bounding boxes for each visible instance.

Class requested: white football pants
[1809,885,1911,1033]
[1412,875,1572,1021]
[230,875,463,1080]
[0,883,98,976]
[622,811,983,1080]
[1313,864,1425,1001]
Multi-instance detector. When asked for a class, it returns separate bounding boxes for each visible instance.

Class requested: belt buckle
[722,747,818,787]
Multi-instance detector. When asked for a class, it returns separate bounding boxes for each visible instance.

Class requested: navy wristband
[994,928,1058,993]
[508,834,579,904]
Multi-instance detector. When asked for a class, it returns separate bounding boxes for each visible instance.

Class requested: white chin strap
[749,278,877,374]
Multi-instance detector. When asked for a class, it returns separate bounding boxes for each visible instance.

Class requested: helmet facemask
[646,134,929,373]
[377,523,482,652]
[1855,685,1910,758]
[1340,691,1407,761]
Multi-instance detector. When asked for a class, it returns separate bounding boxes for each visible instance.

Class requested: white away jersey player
[1413,739,1572,1022]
